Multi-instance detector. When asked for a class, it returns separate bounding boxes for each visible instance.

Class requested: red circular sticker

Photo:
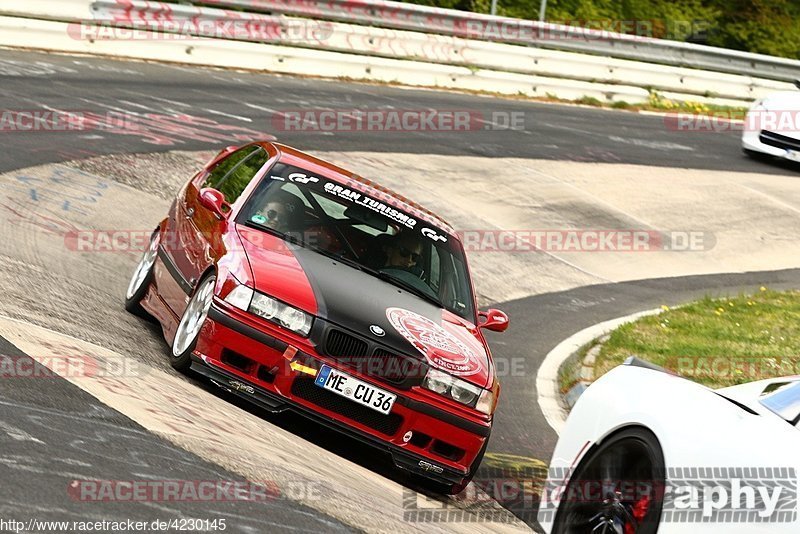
[386,307,483,376]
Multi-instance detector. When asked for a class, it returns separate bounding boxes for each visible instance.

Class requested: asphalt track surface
[1,48,800,531]
[0,336,354,533]
[1,50,799,176]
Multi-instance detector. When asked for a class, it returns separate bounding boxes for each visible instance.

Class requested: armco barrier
[0,0,794,105]
[197,0,800,82]
[0,15,651,104]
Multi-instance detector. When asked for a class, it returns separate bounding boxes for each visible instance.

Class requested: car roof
[260,142,457,237]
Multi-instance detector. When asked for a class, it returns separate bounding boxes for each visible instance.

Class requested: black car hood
[292,246,490,387]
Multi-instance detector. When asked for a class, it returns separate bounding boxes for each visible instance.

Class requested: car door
[162,144,270,315]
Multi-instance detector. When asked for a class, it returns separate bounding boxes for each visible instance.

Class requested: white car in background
[538,358,800,534]
[742,79,800,163]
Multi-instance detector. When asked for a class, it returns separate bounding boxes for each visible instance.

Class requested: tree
[399,0,800,59]
[706,0,800,58]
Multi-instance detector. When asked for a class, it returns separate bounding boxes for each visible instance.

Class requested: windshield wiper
[244,219,286,238]
[308,246,444,308]
[243,220,303,246]
[299,243,375,274]
[375,271,444,309]
[319,254,444,308]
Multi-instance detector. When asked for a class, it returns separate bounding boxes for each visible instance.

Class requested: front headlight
[424,369,451,395]
[250,292,313,337]
[423,368,483,409]
[223,282,313,337]
[224,284,254,311]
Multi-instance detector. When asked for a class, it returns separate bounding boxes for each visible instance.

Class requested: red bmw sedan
[125,141,509,494]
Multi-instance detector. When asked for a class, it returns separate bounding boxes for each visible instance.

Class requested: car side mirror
[198,188,229,219]
[795,79,800,90]
[478,309,509,332]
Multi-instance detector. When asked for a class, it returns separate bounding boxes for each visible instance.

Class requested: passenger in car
[382,232,423,272]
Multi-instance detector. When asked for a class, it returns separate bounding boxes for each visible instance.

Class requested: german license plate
[314,365,396,415]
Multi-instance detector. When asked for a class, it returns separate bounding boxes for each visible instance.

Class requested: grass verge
[593,288,800,388]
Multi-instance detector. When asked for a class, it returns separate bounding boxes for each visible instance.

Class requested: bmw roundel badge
[370,325,386,337]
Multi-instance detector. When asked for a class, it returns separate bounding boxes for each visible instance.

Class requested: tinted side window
[202,146,269,203]
[203,146,257,189]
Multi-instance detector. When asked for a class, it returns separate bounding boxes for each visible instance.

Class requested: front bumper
[742,126,800,160]
[192,303,491,486]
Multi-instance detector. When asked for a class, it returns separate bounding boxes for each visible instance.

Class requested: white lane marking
[536,308,663,434]
[608,135,694,152]
[539,121,597,136]
[211,75,254,86]
[117,88,191,110]
[0,420,45,444]
[77,96,142,116]
[740,184,800,215]
[144,95,191,108]
[243,103,280,113]
[79,135,104,140]
[118,99,159,111]
[57,457,93,467]
[9,95,70,115]
[203,108,253,122]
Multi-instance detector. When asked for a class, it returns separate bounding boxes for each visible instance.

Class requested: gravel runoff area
[66,150,216,201]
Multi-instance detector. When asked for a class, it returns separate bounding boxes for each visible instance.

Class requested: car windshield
[759,381,800,425]
[237,162,476,322]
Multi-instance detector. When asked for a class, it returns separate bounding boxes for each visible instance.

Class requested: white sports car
[742,80,800,163]
[538,358,800,533]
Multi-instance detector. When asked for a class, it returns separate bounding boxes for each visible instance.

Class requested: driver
[253,191,302,234]
[382,232,423,272]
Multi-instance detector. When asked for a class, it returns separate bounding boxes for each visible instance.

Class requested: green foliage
[593,289,800,388]
[400,0,800,59]
[706,0,800,58]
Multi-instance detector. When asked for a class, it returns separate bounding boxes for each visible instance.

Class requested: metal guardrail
[0,0,791,105]
[195,0,800,82]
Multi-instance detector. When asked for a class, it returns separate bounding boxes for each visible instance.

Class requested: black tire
[170,273,216,373]
[553,427,665,534]
[124,231,159,317]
